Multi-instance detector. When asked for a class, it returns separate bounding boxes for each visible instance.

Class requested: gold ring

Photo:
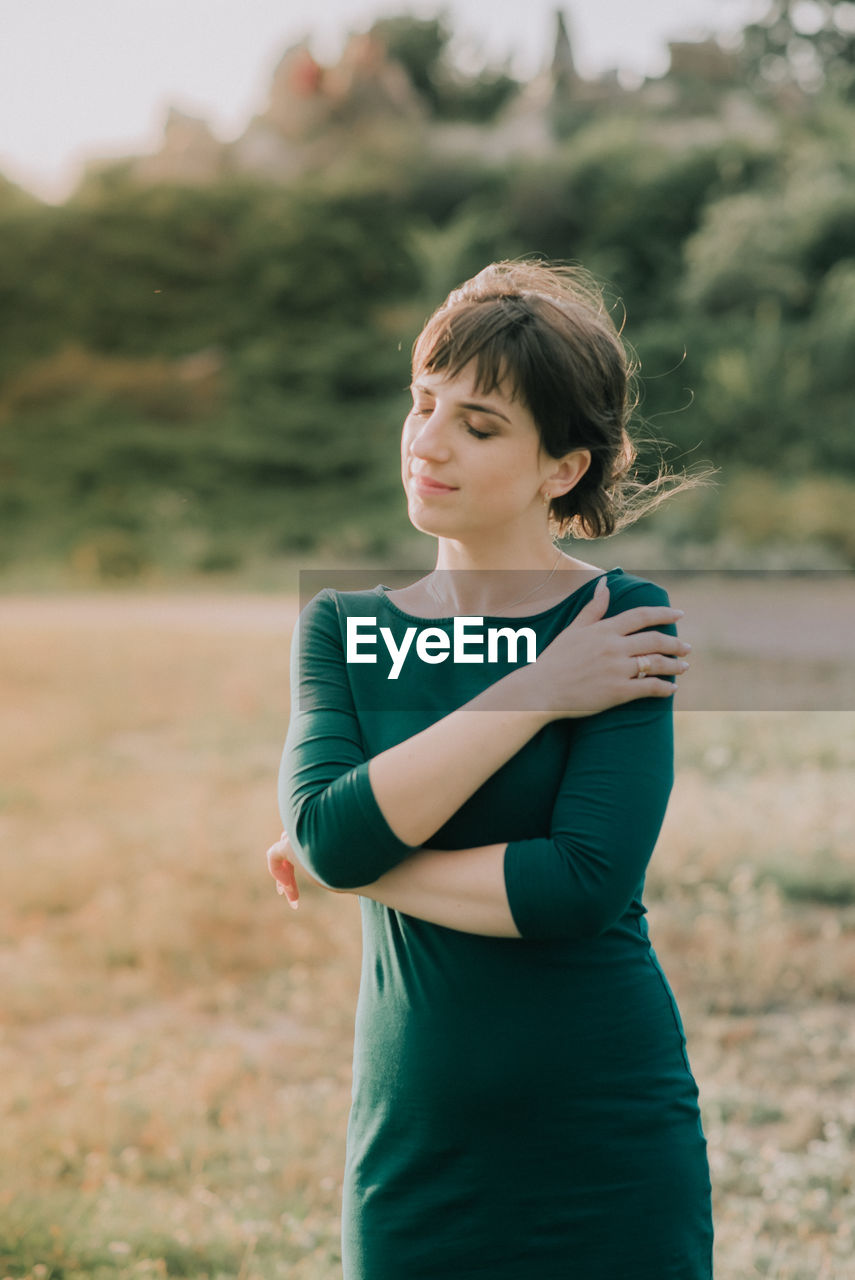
[635,655,652,679]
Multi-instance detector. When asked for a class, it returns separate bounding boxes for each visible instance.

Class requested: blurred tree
[0,183,254,375]
[396,154,507,227]
[741,0,855,99]
[370,11,519,121]
[0,180,420,379]
[0,172,40,212]
[681,134,855,318]
[370,13,452,111]
[498,121,774,322]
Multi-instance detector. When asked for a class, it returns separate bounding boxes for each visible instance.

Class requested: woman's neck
[433,531,559,574]
[426,534,569,616]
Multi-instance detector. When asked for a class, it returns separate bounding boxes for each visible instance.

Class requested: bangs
[411,300,534,407]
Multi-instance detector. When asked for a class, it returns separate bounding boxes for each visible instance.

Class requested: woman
[272,260,715,1278]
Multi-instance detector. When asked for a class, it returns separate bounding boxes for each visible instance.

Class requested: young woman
[271,260,715,1278]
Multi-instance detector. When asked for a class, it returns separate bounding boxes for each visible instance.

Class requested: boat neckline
[374,567,625,623]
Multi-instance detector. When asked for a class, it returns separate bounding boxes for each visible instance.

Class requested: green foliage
[0,182,419,378]
[681,143,855,318]
[2,11,855,579]
[740,0,855,99]
[436,69,519,123]
[371,13,452,110]
[370,11,519,121]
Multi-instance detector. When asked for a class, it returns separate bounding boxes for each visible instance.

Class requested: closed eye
[409,406,493,439]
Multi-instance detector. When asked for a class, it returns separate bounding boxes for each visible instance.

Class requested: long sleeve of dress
[278,590,418,889]
[503,580,677,941]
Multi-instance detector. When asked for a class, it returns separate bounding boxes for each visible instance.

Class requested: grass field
[1,588,854,1279]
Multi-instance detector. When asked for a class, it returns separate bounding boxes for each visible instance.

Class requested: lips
[410,474,457,494]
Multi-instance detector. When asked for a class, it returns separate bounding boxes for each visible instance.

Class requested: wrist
[476,664,553,729]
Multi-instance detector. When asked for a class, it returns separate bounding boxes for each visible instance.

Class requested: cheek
[401,418,416,454]
[478,448,537,495]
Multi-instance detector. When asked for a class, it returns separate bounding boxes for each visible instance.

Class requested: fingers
[623,628,691,686]
[267,833,300,909]
[278,861,300,908]
[566,607,691,666]
[266,835,292,871]
[626,675,679,698]
[627,633,691,659]
[573,576,610,622]
[271,858,300,908]
[625,634,693,695]
[628,652,689,681]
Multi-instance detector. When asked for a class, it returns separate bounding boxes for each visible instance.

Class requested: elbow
[279,766,414,892]
[565,899,621,941]
[279,783,349,890]
[532,899,625,943]
[304,856,361,894]
[547,840,628,941]
[506,837,634,941]
[286,799,371,892]
[514,899,618,943]
[289,819,355,892]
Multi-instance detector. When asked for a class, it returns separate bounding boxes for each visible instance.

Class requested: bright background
[1,0,759,199]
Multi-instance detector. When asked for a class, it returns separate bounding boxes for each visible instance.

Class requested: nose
[407,407,452,464]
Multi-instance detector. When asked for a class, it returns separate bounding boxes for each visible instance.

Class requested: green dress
[279,567,714,1279]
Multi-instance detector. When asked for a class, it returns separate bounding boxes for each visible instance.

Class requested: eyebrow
[409,382,512,424]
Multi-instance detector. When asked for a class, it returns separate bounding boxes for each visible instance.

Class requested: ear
[545,449,591,498]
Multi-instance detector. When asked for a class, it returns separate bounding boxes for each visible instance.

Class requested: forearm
[368,666,549,847]
[353,844,521,938]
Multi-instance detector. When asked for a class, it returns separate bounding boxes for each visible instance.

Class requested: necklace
[425,547,565,615]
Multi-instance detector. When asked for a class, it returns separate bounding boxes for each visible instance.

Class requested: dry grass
[1,589,854,1278]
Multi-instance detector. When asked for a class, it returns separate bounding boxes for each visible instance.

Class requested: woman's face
[401,360,558,541]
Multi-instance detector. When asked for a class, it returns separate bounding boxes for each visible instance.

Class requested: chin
[409,511,488,543]
[407,508,443,537]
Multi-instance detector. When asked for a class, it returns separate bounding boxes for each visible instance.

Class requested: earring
[541,490,551,506]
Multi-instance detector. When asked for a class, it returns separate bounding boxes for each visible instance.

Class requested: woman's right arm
[279,584,687,889]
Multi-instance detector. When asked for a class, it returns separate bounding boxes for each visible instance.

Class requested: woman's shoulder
[299,585,384,613]
[545,566,672,622]
[599,571,675,629]
[604,570,672,605]
[529,563,672,619]
[294,586,386,642]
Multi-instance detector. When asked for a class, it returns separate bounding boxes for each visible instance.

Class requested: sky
[0,0,764,201]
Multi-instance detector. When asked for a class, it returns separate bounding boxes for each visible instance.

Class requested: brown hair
[411,258,716,539]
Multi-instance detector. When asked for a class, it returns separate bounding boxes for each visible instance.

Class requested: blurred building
[82,9,765,191]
